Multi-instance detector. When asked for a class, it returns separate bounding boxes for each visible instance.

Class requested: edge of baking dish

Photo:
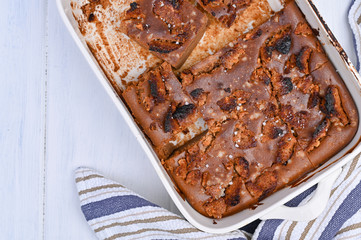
[57,0,361,233]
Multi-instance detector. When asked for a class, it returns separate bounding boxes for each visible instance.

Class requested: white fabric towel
[75,154,361,240]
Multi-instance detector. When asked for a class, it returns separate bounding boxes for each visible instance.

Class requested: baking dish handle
[260,168,342,221]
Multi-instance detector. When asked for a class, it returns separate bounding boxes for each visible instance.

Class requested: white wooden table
[0,0,357,239]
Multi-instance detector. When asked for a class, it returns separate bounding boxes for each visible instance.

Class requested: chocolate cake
[120,1,358,219]
[123,0,208,68]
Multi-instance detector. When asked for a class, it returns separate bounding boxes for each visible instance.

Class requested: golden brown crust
[306,118,331,153]
[276,132,297,164]
[294,22,313,36]
[204,198,227,219]
[321,86,349,126]
[259,25,293,63]
[246,170,278,200]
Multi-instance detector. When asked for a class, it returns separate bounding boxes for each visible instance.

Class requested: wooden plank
[0,0,46,238]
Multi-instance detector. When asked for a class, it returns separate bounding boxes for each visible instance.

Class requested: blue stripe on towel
[349,0,360,71]
[81,195,160,221]
[319,180,361,240]
[257,185,317,239]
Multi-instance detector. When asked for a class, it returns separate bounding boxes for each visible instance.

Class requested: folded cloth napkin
[75,168,249,240]
[349,0,361,72]
[75,154,361,240]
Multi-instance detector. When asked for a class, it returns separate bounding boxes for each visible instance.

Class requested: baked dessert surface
[71,0,273,89]
[123,0,208,68]
[162,2,358,218]
[123,62,206,159]
[197,0,252,27]
[72,0,359,219]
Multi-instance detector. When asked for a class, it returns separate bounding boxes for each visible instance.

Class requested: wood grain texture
[0,0,358,239]
[0,0,46,239]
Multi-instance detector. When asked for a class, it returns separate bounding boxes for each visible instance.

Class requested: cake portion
[164,119,314,219]
[197,0,253,27]
[123,62,206,159]
[249,2,358,167]
[302,62,359,167]
[181,35,273,131]
[162,1,358,219]
[123,0,208,68]
[163,122,257,219]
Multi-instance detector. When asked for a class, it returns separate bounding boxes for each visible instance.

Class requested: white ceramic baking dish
[57,0,361,233]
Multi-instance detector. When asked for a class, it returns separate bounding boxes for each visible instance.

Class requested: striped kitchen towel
[349,0,361,72]
[252,154,361,240]
[75,167,249,240]
[76,154,361,240]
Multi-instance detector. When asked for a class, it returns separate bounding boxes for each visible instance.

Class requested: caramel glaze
[122,62,201,159]
[292,134,361,188]
[197,0,253,27]
[123,0,208,68]
[163,2,358,219]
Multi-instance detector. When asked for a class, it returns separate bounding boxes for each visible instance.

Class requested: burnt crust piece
[260,25,293,63]
[321,86,349,126]
[217,90,251,113]
[306,118,331,153]
[294,22,313,36]
[232,121,257,149]
[272,75,294,97]
[197,0,253,27]
[80,0,111,23]
[296,47,313,75]
[284,47,313,75]
[251,67,272,85]
[204,198,227,219]
[163,121,259,219]
[304,61,358,167]
[124,0,208,68]
[246,170,278,200]
[122,62,202,159]
[276,132,297,164]
[234,157,250,180]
